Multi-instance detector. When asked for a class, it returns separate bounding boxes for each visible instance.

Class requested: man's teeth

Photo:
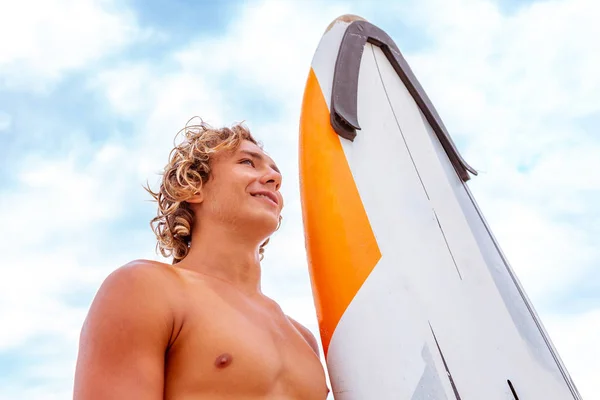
[253,194,276,204]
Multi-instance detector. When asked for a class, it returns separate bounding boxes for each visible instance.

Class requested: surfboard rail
[330,19,477,182]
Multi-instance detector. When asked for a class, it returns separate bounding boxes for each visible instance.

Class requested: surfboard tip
[325,14,367,33]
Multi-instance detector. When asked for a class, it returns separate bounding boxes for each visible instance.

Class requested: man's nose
[261,168,282,190]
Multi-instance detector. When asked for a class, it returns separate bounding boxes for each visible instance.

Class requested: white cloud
[0,140,142,350]
[0,111,11,131]
[545,310,600,398]
[479,200,596,301]
[0,0,150,93]
[4,143,128,241]
[94,0,360,126]
[404,0,600,144]
[0,335,81,400]
[173,1,355,103]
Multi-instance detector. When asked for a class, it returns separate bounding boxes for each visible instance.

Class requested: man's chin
[246,211,281,234]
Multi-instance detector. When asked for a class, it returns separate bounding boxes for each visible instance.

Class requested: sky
[0,0,598,398]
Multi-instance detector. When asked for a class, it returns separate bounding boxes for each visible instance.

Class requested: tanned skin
[73,140,330,399]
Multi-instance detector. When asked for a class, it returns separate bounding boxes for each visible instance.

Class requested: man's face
[197,140,283,236]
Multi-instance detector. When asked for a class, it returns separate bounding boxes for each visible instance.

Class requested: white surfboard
[299,15,582,399]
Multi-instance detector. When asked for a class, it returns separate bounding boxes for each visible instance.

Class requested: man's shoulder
[105,259,177,286]
[287,316,321,357]
[95,259,181,311]
[118,258,174,273]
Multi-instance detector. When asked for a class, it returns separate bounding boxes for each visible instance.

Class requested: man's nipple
[214,353,233,368]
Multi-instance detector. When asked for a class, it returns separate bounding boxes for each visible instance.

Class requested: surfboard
[299,15,582,399]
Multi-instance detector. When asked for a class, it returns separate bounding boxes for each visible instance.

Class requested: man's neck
[176,223,263,295]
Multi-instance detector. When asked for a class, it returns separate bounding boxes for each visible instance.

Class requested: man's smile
[250,190,279,207]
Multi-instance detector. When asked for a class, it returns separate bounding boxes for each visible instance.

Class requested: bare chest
[164,290,328,399]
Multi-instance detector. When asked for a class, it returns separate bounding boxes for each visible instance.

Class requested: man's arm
[73,262,173,400]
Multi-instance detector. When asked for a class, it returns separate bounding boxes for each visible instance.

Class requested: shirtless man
[73,122,330,399]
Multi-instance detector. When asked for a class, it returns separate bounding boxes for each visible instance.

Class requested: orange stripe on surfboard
[299,68,381,356]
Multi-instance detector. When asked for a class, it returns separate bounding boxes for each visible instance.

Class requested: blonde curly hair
[145,119,279,264]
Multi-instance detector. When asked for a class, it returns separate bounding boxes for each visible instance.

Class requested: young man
[73,122,330,399]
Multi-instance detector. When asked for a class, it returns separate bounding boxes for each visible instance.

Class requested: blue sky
[0,0,598,398]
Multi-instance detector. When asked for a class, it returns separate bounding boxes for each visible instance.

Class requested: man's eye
[241,159,255,167]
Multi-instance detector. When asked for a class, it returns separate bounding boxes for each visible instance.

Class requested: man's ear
[187,190,203,204]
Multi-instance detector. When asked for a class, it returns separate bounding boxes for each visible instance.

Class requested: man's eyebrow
[240,150,280,173]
